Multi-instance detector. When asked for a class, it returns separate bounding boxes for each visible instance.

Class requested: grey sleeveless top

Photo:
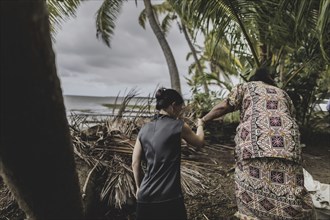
[137,114,184,203]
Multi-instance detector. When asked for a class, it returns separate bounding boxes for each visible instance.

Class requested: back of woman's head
[155,88,184,110]
[249,67,276,86]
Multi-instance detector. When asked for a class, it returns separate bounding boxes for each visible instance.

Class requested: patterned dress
[226,81,315,220]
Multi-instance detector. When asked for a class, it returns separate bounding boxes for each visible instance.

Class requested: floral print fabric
[235,158,315,219]
[227,81,301,163]
[226,81,314,219]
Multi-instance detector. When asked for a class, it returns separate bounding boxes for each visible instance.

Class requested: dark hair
[155,88,184,110]
[249,67,276,86]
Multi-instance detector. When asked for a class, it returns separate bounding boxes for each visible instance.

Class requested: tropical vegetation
[48,0,329,131]
[1,0,329,218]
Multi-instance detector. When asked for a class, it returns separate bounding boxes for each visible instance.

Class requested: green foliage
[188,91,220,117]
[186,54,234,119]
[138,1,177,36]
[222,111,240,124]
[47,0,329,134]
[305,111,330,133]
[47,0,81,38]
[280,35,330,131]
[285,66,329,129]
[316,0,330,63]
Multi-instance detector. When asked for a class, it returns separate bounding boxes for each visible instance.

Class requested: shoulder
[165,117,184,126]
[230,82,250,92]
[277,88,293,101]
[173,118,184,131]
[233,82,246,88]
[177,118,184,125]
[227,83,248,101]
[138,121,153,135]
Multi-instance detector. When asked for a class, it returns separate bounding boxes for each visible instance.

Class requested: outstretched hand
[135,188,140,199]
[197,118,204,127]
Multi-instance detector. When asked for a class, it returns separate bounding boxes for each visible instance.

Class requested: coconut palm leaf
[95,0,125,47]
[138,8,147,29]
[317,0,330,62]
[170,0,329,67]
[169,0,260,66]
[139,2,176,36]
[47,0,80,37]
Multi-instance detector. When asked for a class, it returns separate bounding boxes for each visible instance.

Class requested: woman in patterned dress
[202,67,315,219]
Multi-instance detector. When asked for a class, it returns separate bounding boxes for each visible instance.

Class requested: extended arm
[132,138,143,197]
[181,118,205,148]
[202,100,234,123]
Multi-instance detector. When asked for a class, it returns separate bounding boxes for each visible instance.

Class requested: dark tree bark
[0,0,84,219]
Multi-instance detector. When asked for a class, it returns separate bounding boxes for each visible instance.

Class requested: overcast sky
[53,0,201,98]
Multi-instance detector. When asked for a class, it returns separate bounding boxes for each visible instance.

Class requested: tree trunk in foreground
[143,0,182,94]
[0,0,84,219]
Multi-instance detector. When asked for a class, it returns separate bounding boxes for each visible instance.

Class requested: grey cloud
[54,0,194,97]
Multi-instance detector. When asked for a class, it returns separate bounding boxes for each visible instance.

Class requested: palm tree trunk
[0,0,84,219]
[181,23,209,94]
[279,51,286,84]
[143,0,182,94]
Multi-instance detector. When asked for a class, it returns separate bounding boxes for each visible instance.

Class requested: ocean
[64,95,116,114]
[63,95,155,116]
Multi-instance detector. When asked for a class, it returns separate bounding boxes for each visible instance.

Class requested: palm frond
[170,0,329,69]
[47,0,80,38]
[317,0,330,62]
[145,1,177,36]
[100,155,135,208]
[169,0,260,65]
[95,0,124,47]
[161,14,174,36]
[138,8,147,29]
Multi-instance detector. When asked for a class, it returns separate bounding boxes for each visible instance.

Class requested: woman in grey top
[132,88,205,220]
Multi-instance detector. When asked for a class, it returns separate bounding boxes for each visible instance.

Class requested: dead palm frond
[100,155,135,208]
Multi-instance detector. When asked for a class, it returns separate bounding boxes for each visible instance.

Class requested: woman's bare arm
[181,119,205,148]
[132,138,143,197]
[202,100,234,123]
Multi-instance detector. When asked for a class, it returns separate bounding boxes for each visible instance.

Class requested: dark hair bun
[155,88,166,110]
[155,87,166,100]
[155,87,184,111]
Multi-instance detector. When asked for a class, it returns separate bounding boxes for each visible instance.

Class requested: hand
[197,118,204,127]
[135,188,140,198]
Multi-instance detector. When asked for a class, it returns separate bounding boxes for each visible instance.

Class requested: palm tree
[95,0,182,93]
[138,1,211,93]
[181,22,209,94]
[168,0,329,74]
[1,0,83,218]
[169,0,330,128]
[142,0,182,93]
[201,29,244,87]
